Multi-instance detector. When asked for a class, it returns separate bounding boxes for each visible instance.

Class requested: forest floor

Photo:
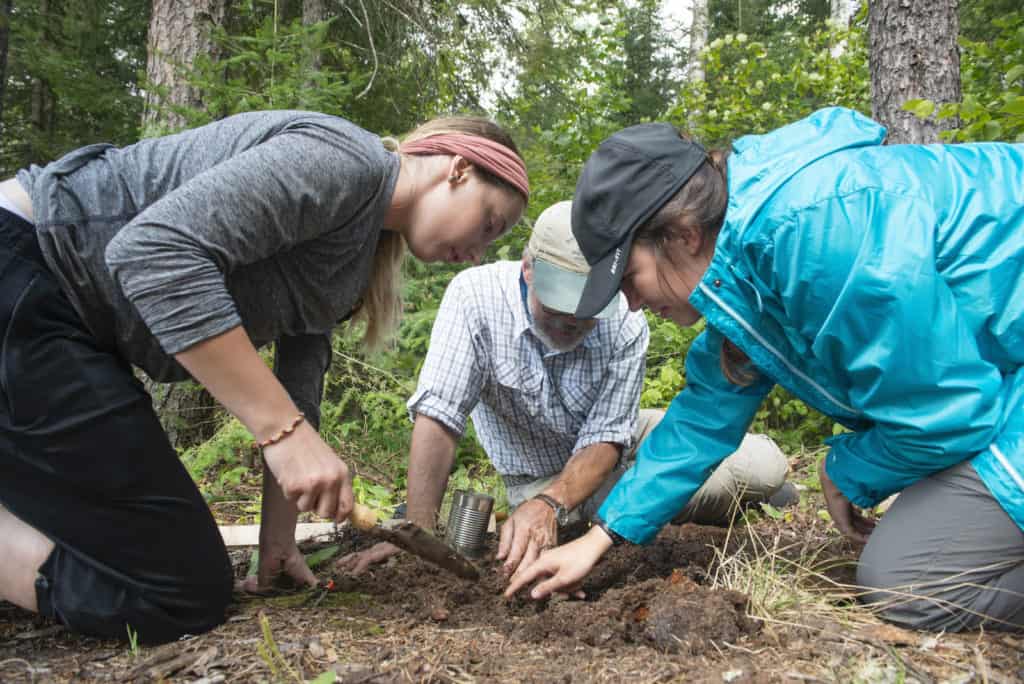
[2,451,1023,683]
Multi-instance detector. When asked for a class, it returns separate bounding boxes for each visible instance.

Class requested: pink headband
[400,133,530,202]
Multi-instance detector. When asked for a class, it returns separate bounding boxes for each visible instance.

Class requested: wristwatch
[532,493,570,527]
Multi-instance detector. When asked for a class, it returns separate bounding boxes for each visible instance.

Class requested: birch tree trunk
[143,0,228,132]
[869,0,960,144]
[829,0,858,28]
[688,0,709,85]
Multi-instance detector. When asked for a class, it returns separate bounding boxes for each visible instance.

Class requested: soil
[1,520,1022,683]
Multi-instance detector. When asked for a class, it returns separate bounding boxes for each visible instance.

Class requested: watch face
[556,507,569,527]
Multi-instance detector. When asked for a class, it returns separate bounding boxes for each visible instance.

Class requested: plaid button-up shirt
[407,261,648,479]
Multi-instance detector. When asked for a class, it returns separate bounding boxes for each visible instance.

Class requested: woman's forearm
[174,326,300,442]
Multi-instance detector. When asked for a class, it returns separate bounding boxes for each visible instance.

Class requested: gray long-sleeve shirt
[18,110,400,421]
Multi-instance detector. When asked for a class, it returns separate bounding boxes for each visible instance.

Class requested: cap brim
[574,229,636,319]
[533,258,620,319]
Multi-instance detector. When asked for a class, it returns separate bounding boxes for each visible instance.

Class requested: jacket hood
[721,107,887,248]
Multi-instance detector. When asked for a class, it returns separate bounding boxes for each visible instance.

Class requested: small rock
[308,640,325,658]
[430,608,450,622]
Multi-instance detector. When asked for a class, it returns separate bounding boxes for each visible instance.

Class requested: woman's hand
[261,422,354,522]
[820,464,875,543]
[504,526,613,600]
[238,539,317,594]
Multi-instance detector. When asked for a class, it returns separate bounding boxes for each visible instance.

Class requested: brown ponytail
[631,132,759,386]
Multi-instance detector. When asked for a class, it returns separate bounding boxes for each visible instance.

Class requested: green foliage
[257,612,300,683]
[708,0,830,41]
[750,387,841,454]
[1,0,147,174]
[125,624,140,658]
[304,545,340,569]
[667,22,870,146]
[181,418,255,498]
[641,314,700,408]
[179,10,364,127]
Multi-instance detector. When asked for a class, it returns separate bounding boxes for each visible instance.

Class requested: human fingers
[334,551,360,573]
[851,511,876,539]
[237,576,265,594]
[282,551,318,588]
[496,518,515,560]
[335,543,400,576]
[316,481,339,520]
[502,525,531,577]
[295,487,319,514]
[528,568,579,600]
[355,543,401,574]
[832,503,871,543]
[334,466,354,523]
[512,540,542,578]
[503,556,553,598]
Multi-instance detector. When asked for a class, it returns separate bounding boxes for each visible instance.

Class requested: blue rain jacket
[599,107,1024,543]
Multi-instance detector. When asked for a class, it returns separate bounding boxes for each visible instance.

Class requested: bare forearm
[174,326,299,442]
[260,460,299,538]
[406,415,458,531]
[543,442,620,510]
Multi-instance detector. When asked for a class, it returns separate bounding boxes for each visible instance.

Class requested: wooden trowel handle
[349,502,379,530]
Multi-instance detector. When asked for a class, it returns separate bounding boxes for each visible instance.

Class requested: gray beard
[530,321,587,353]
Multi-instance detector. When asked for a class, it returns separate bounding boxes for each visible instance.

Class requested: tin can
[444,490,494,559]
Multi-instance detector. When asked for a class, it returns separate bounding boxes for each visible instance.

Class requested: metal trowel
[349,503,480,581]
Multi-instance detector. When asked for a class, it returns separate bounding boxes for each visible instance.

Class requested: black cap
[571,123,708,318]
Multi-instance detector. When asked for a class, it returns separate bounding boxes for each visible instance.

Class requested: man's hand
[496,498,558,577]
[262,422,354,521]
[238,540,317,594]
[819,464,875,543]
[335,542,401,575]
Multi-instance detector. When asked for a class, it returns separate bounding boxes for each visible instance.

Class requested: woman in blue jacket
[505,107,1024,632]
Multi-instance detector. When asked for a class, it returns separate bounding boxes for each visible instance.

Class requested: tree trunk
[30,0,56,146]
[301,0,327,106]
[0,0,12,128]
[142,0,229,449]
[689,0,709,85]
[830,0,858,27]
[869,0,960,144]
[143,0,228,132]
[303,0,326,70]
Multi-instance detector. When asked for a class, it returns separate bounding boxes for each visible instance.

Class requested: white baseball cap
[528,201,621,319]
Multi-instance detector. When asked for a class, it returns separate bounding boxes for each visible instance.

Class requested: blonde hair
[355,116,523,351]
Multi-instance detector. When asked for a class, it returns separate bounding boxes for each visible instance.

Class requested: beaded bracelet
[256,413,305,449]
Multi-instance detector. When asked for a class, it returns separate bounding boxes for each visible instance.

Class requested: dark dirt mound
[304,522,752,656]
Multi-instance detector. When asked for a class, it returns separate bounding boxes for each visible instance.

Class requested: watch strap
[593,518,627,546]
[532,493,567,523]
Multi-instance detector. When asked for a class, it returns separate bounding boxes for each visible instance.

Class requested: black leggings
[0,209,232,644]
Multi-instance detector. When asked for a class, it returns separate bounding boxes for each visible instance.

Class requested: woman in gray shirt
[0,111,528,643]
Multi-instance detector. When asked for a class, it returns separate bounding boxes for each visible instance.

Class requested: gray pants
[857,461,1024,632]
[505,409,788,526]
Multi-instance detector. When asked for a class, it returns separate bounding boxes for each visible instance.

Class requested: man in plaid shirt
[338,202,789,577]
